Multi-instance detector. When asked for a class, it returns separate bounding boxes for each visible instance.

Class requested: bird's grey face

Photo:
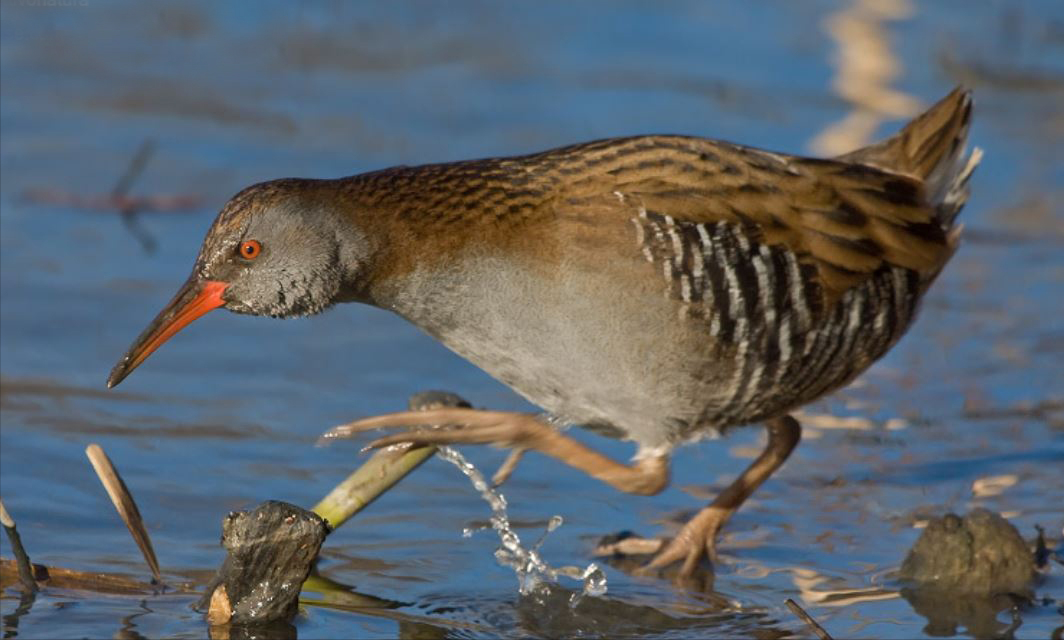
[198,188,344,319]
[107,178,361,388]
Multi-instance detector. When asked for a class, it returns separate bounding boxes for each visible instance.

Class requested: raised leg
[639,415,802,577]
[324,408,800,582]
[322,408,671,496]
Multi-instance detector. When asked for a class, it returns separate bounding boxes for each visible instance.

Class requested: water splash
[436,445,606,604]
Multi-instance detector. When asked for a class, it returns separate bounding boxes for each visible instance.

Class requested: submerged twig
[0,558,165,595]
[0,500,38,593]
[85,444,163,584]
[20,188,203,213]
[111,140,156,199]
[0,555,465,633]
[1034,525,1050,570]
[114,140,159,254]
[785,598,833,640]
[20,139,204,254]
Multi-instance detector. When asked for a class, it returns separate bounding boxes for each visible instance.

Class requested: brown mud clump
[899,508,1036,638]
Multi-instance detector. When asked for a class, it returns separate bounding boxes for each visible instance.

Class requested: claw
[592,534,665,557]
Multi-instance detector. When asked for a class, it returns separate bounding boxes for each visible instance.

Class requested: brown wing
[558,138,949,314]
[552,89,973,315]
[349,89,973,315]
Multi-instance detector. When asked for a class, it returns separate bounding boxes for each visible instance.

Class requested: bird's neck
[331,163,560,318]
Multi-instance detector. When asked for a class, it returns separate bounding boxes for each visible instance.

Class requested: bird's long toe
[361,423,516,450]
[642,508,726,578]
[593,532,666,557]
[321,408,473,442]
[643,536,710,577]
[324,408,543,451]
[491,448,526,486]
[594,529,716,589]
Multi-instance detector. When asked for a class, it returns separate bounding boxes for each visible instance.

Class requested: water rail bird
[109,87,979,579]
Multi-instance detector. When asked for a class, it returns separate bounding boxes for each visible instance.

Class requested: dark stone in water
[899,508,1034,595]
[197,500,328,628]
[899,508,1036,639]
[407,390,472,410]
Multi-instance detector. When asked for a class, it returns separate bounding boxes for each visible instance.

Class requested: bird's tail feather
[838,87,981,230]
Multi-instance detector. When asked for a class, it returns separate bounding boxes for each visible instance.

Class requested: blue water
[2,1,1062,638]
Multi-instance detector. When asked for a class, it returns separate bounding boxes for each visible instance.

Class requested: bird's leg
[638,415,801,577]
[322,408,670,496]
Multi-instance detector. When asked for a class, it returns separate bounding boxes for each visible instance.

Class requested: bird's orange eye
[239,240,262,260]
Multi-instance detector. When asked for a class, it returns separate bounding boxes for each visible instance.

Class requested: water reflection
[1,590,36,639]
[114,601,152,640]
[809,0,921,156]
[900,588,1023,640]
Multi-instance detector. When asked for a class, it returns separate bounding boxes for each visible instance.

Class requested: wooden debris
[785,598,834,640]
[0,558,161,595]
[0,500,38,593]
[20,139,204,254]
[312,390,471,529]
[86,443,163,583]
[199,501,327,625]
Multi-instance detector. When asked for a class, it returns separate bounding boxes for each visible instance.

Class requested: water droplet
[435,445,606,598]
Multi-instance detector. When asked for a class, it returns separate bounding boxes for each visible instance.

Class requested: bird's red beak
[107,277,228,388]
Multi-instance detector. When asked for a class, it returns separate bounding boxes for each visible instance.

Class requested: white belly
[390,255,734,450]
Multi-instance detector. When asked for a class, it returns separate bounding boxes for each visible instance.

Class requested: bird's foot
[322,409,556,487]
[609,415,799,586]
[641,506,727,576]
[322,408,548,452]
[593,506,728,583]
[322,407,670,495]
